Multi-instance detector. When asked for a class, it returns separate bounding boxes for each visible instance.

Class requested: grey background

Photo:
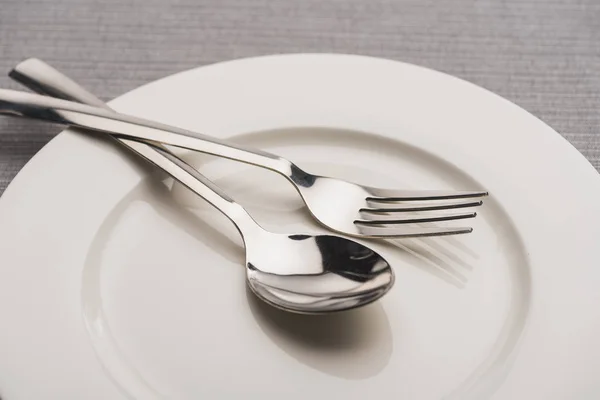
[1,0,599,196]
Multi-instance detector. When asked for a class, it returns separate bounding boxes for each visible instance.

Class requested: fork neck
[269,160,316,189]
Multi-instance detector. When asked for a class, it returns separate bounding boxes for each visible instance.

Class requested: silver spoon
[8,59,394,314]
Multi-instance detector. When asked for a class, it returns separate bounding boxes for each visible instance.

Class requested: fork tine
[363,200,483,212]
[355,225,473,238]
[366,189,488,201]
[356,212,476,224]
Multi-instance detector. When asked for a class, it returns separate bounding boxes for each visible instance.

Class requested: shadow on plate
[246,284,393,380]
[387,236,475,289]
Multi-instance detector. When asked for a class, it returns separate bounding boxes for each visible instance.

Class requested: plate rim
[1,53,599,399]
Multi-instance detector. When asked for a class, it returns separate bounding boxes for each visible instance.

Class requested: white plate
[0,54,599,399]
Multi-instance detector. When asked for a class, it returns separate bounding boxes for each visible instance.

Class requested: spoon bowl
[246,233,394,313]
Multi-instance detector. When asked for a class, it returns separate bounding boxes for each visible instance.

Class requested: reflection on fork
[164,166,480,289]
[151,172,478,290]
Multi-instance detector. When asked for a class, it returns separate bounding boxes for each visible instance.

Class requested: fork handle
[8,58,260,237]
[10,58,110,110]
[0,88,294,178]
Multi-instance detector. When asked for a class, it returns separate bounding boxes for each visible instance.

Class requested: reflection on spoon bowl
[246,233,394,313]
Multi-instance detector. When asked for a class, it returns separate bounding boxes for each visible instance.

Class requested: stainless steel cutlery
[0,58,488,313]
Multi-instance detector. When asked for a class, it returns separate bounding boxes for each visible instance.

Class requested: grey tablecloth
[1,0,599,196]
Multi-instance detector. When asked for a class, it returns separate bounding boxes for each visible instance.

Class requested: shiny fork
[1,60,487,238]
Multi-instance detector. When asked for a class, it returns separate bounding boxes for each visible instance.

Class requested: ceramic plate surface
[0,54,599,399]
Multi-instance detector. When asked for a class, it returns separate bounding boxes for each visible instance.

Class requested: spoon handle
[122,138,259,237]
[8,59,259,237]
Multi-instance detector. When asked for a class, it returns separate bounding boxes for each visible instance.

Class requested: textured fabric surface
[0,0,599,196]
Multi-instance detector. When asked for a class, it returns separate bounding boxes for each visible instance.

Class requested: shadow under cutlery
[245,285,393,380]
